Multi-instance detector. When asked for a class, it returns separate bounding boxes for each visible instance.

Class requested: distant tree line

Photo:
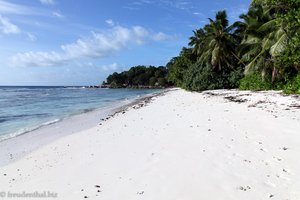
[103,66,172,88]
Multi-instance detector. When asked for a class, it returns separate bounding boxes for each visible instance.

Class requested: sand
[0,89,300,200]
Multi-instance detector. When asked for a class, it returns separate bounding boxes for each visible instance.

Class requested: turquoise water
[0,86,159,141]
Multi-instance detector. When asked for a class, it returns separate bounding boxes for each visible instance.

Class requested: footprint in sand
[260,148,266,152]
[282,168,293,175]
[137,191,144,195]
[272,156,282,162]
[238,186,251,191]
[282,147,288,151]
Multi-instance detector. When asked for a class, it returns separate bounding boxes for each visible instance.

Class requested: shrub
[239,73,273,91]
[228,67,244,88]
[284,73,300,94]
[183,63,214,91]
[157,78,167,87]
[149,77,157,86]
[183,62,240,91]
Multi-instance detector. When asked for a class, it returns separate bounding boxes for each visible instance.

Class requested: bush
[183,62,233,91]
[157,78,167,86]
[149,77,157,86]
[228,67,244,88]
[239,73,274,91]
[182,61,244,91]
[284,73,300,94]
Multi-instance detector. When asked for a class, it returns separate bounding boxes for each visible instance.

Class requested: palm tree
[239,2,289,82]
[199,10,239,71]
[188,28,206,56]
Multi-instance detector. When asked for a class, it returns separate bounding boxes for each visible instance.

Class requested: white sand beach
[1,89,300,200]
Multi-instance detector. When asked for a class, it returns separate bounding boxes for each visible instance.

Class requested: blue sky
[0,0,251,86]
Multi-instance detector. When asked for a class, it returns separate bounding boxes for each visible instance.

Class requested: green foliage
[276,34,300,72]
[182,62,244,91]
[183,63,224,91]
[228,67,245,88]
[239,73,273,90]
[284,74,300,94]
[182,0,299,93]
[103,0,300,94]
[166,48,196,87]
[200,11,238,71]
[149,77,157,86]
[104,66,171,88]
[178,10,244,91]
[157,78,167,86]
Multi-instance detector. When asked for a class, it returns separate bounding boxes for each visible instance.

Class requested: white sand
[1,89,300,200]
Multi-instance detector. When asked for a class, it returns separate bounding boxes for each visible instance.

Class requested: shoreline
[0,89,167,167]
[0,88,300,199]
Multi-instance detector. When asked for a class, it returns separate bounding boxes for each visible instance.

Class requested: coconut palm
[188,28,206,56]
[199,10,239,71]
[238,3,288,81]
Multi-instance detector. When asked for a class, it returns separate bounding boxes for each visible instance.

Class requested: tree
[269,0,300,73]
[104,66,172,88]
[238,0,298,82]
[167,48,196,86]
[199,11,240,71]
[188,29,206,56]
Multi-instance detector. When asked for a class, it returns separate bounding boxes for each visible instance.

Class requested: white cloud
[0,0,32,15]
[40,0,55,6]
[125,0,195,11]
[52,11,63,18]
[0,0,45,16]
[132,26,149,44]
[60,25,134,59]
[101,63,118,71]
[10,23,172,67]
[173,1,193,10]
[0,15,20,34]
[133,26,148,37]
[153,32,172,41]
[26,32,37,41]
[87,62,94,67]
[228,4,248,21]
[105,19,115,26]
[132,0,153,6]
[11,51,66,67]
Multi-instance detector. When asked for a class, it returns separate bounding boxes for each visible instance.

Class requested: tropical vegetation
[166,0,300,93]
[104,0,300,93]
[103,65,171,88]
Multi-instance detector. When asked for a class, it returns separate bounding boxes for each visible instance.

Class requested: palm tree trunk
[231,51,246,67]
[272,66,277,82]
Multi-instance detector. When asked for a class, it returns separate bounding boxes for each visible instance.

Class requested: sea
[0,86,159,142]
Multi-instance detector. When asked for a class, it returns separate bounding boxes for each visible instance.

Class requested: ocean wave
[0,119,61,142]
[64,87,83,90]
[0,87,159,142]
[0,113,51,123]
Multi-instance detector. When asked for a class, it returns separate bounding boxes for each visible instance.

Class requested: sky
[0,0,251,86]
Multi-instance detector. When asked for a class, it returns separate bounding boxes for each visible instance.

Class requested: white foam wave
[0,119,61,142]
